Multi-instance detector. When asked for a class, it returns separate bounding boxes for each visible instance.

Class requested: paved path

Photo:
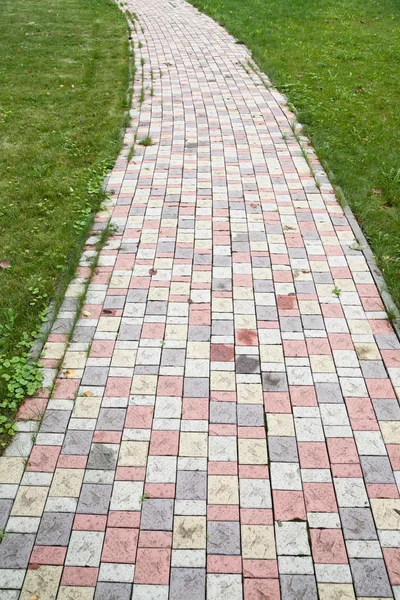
[1,0,400,598]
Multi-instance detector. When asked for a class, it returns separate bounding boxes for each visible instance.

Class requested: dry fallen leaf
[149,268,157,276]
[0,260,11,269]
[82,310,91,317]
[29,595,39,600]
[83,391,93,397]
[64,369,78,378]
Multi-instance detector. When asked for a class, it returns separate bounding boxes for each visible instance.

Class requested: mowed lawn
[190,0,400,310]
[0,0,129,442]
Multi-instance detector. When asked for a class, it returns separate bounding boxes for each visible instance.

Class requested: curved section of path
[1,0,400,598]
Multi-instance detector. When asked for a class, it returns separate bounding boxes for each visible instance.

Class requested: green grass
[0,0,130,442]
[189,0,400,307]
[138,136,154,147]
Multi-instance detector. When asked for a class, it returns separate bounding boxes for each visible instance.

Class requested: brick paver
[1,0,400,598]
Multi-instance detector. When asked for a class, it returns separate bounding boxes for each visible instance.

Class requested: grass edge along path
[187,0,400,317]
[0,0,131,448]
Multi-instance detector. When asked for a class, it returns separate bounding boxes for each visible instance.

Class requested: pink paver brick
[383,548,400,585]
[27,445,60,472]
[101,528,138,563]
[149,430,179,455]
[93,431,122,443]
[17,397,48,421]
[273,490,307,521]
[125,405,154,429]
[331,463,363,478]
[105,377,132,397]
[30,546,67,565]
[243,560,278,579]
[290,386,317,406]
[207,555,242,573]
[138,531,172,548]
[208,505,240,521]
[134,548,171,584]
[244,579,280,600]
[327,438,359,464]
[367,378,396,398]
[115,466,146,480]
[144,483,175,498]
[73,515,107,531]
[57,455,87,469]
[52,379,79,399]
[264,392,292,413]
[303,482,338,512]
[157,376,183,396]
[61,567,99,587]
[310,529,348,564]
[108,512,141,528]
[182,397,209,419]
[240,509,273,525]
[298,442,330,469]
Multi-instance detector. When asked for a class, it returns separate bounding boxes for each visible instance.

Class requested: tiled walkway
[1,0,400,598]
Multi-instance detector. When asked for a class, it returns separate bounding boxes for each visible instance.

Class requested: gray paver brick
[97,408,126,431]
[77,484,112,514]
[36,512,74,546]
[39,410,71,433]
[340,507,378,540]
[0,533,35,568]
[170,568,205,600]
[95,582,132,600]
[140,499,174,530]
[207,521,240,555]
[280,575,318,600]
[268,437,298,463]
[87,443,119,470]
[210,402,236,424]
[176,471,207,500]
[350,558,392,597]
[360,456,395,484]
[62,430,93,455]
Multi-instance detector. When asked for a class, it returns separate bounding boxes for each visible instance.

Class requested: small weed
[0,309,16,350]
[127,145,135,162]
[0,528,7,542]
[139,136,153,147]
[332,286,342,297]
[140,492,150,502]
[386,308,400,324]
